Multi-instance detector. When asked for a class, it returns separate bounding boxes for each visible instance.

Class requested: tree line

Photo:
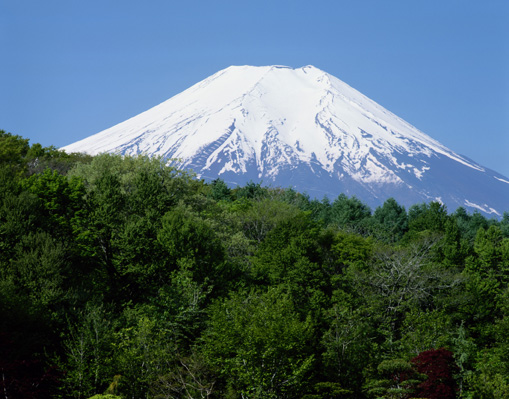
[1,129,508,398]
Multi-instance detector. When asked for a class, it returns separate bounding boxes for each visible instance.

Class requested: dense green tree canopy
[1,131,508,398]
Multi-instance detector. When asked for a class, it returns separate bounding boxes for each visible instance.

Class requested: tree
[85,169,126,295]
[150,351,216,399]
[0,190,41,260]
[353,238,460,321]
[69,153,198,210]
[462,281,509,398]
[201,287,315,398]
[321,297,375,395]
[0,130,30,175]
[452,209,490,243]
[67,153,203,300]
[440,217,468,268]
[251,211,328,315]
[209,178,231,201]
[469,314,509,398]
[157,204,225,286]
[146,259,212,346]
[10,231,69,310]
[61,303,114,399]
[233,180,267,200]
[237,198,301,243]
[0,130,91,180]
[461,226,509,340]
[501,212,509,238]
[329,194,371,232]
[330,230,373,275]
[364,358,423,399]
[113,312,174,399]
[25,143,93,175]
[1,231,71,379]
[22,168,86,239]
[411,348,458,399]
[398,308,453,357]
[372,197,408,242]
[407,201,448,235]
[307,196,332,224]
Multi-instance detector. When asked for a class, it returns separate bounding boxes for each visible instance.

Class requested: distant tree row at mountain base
[1,130,508,398]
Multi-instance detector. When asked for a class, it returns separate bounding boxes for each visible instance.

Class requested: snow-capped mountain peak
[62,65,509,216]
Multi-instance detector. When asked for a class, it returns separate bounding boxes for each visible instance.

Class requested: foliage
[411,348,459,399]
[202,287,315,398]
[330,194,371,232]
[363,358,423,399]
[1,131,509,398]
[372,197,408,242]
[150,351,216,399]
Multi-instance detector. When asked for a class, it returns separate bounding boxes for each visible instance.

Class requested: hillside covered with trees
[1,130,508,398]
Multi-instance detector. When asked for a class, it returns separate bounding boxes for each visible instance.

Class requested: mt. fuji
[62,65,509,217]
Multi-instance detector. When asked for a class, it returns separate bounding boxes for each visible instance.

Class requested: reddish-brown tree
[411,348,458,399]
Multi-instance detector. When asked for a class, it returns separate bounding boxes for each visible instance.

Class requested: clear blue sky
[2,0,508,177]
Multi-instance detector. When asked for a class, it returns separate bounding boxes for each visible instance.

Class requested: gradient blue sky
[2,0,508,176]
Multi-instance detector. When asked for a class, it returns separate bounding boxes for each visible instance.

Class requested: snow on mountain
[62,65,509,217]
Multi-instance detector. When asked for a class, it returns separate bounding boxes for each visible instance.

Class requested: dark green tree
[461,226,509,342]
[363,358,423,399]
[209,178,232,201]
[372,197,408,242]
[0,130,30,174]
[157,204,225,287]
[329,194,371,232]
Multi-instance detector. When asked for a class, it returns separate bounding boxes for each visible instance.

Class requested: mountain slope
[62,65,509,216]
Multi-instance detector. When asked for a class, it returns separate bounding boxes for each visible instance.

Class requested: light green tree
[202,286,315,398]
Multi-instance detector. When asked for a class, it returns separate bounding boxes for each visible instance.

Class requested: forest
[0,129,508,399]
